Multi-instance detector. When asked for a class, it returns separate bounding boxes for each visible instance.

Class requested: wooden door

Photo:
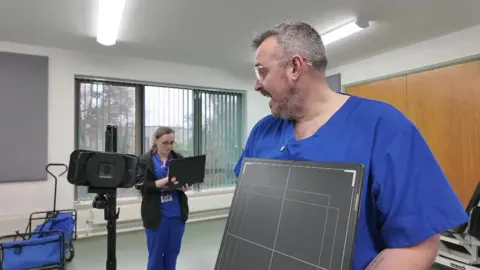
[406,60,480,206]
[346,76,408,114]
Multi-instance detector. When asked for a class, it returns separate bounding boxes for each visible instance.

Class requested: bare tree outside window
[76,81,138,201]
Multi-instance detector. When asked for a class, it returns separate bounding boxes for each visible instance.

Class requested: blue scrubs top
[234,95,468,269]
[152,154,181,218]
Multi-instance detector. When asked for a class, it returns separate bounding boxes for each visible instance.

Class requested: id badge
[161,192,172,203]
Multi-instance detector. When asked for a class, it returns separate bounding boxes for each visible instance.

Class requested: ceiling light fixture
[96,0,126,46]
[322,19,370,46]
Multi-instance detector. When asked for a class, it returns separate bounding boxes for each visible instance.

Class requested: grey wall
[326,73,342,93]
[0,52,48,183]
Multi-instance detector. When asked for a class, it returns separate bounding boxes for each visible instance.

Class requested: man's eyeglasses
[254,65,267,81]
[254,59,313,82]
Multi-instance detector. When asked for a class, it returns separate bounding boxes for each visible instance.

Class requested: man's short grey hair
[252,21,328,70]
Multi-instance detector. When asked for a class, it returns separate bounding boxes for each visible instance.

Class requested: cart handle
[46,163,69,212]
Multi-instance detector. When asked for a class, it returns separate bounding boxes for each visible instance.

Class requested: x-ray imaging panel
[215,158,365,270]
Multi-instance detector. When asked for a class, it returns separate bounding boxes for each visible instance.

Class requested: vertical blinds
[76,79,244,201]
[143,86,195,156]
[199,91,243,189]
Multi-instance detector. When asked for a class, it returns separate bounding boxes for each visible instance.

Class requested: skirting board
[77,208,230,239]
[0,188,234,238]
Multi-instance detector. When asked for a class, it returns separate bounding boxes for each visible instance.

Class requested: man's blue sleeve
[234,151,245,178]
[233,123,259,178]
[372,122,468,248]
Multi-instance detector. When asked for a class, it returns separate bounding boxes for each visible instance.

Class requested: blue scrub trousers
[145,217,185,270]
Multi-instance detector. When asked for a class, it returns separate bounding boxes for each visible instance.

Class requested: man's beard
[268,88,301,120]
[270,99,290,119]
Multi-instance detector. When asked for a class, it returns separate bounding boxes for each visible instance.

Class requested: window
[75,78,244,202]
[144,87,244,190]
[198,91,243,190]
[143,86,195,156]
[75,79,141,201]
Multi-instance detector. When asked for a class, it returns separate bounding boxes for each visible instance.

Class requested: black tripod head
[92,193,112,209]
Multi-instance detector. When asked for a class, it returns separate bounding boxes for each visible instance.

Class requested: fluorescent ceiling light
[322,20,368,46]
[96,0,126,46]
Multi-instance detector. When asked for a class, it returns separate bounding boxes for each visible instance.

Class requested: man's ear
[290,56,303,81]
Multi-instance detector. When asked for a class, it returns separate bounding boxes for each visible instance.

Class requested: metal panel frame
[215,158,365,270]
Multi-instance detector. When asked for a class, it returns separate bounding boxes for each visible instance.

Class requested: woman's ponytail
[150,141,157,153]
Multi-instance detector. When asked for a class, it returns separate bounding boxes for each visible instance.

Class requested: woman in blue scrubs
[137,126,189,270]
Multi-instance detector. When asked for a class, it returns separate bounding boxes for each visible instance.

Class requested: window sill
[74,187,236,210]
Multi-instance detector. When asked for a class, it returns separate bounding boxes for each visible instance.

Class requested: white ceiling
[1,0,480,80]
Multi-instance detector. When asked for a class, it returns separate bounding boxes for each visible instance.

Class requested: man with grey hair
[234,21,467,270]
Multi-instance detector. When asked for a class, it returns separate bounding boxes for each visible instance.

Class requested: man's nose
[254,79,262,92]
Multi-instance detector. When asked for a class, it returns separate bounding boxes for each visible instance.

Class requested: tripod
[90,125,120,270]
[90,188,119,270]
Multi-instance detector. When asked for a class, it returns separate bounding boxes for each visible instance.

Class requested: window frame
[74,78,144,201]
[74,76,246,202]
[74,78,144,154]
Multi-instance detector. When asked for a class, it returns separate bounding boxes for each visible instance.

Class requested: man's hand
[366,234,440,270]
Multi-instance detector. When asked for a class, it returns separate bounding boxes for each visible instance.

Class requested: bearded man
[234,21,467,270]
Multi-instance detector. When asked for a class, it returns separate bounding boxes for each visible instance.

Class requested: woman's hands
[177,183,189,192]
[155,176,178,188]
[155,177,170,188]
[155,177,189,191]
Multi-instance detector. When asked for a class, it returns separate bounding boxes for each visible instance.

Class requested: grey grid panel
[215,158,364,270]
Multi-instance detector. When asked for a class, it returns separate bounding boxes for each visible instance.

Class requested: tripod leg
[105,194,118,270]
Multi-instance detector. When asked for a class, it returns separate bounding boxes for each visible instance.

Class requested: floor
[68,218,226,270]
[67,218,451,270]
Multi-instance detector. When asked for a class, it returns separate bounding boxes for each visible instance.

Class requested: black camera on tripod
[67,150,143,189]
[66,125,145,270]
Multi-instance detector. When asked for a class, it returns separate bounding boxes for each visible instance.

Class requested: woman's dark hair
[150,126,175,153]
